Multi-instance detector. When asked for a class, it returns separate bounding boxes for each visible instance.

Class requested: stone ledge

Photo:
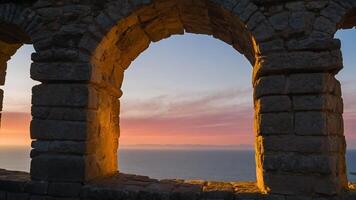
[82,173,261,200]
[0,169,30,193]
[0,169,356,199]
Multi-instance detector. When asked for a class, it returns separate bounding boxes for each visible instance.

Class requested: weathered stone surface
[264,153,337,174]
[32,84,98,108]
[258,51,342,76]
[30,119,89,141]
[0,0,355,199]
[257,113,293,135]
[48,182,82,197]
[259,135,343,153]
[31,141,87,155]
[31,155,85,182]
[293,94,343,113]
[254,75,287,98]
[288,73,336,94]
[31,62,91,82]
[256,95,291,113]
[24,181,48,195]
[294,111,342,136]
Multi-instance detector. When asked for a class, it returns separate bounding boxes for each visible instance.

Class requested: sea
[0,147,355,182]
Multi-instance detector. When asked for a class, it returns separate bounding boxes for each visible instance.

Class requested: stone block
[263,173,340,195]
[161,8,184,35]
[32,140,87,155]
[260,135,342,153]
[233,2,258,22]
[287,38,341,51]
[48,182,82,197]
[256,95,291,113]
[295,112,327,135]
[254,75,287,98]
[31,107,89,122]
[139,9,164,34]
[251,20,274,42]
[269,12,289,31]
[259,39,284,53]
[32,84,98,109]
[7,192,29,200]
[257,113,293,135]
[320,2,345,24]
[313,16,336,36]
[31,155,85,182]
[30,120,88,141]
[24,181,48,195]
[0,191,5,200]
[293,94,343,113]
[31,62,90,82]
[258,51,342,75]
[0,175,28,193]
[203,182,234,199]
[29,195,47,200]
[263,153,337,174]
[285,195,312,200]
[288,73,333,94]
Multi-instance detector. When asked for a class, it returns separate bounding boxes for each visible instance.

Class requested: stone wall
[0,0,355,199]
[1,169,356,200]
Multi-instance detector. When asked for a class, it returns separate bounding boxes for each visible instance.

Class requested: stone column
[254,48,347,196]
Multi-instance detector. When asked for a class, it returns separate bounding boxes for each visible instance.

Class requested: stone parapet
[1,169,356,200]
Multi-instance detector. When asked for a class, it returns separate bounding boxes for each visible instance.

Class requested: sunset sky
[0,30,355,148]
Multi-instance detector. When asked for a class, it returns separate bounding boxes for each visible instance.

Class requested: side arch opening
[335,5,356,190]
[0,2,40,175]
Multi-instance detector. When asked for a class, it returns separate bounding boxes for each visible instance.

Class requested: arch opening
[335,20,356,189]
[0,45,36,172]
[119,33,255,181]
[0,3,38,173]
[333,5,356,190]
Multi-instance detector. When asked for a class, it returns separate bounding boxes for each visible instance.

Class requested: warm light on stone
[0,0,355,199]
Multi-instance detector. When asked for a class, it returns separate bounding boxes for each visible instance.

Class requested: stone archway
[77,0,275,192]
[80,1,273,189]
[19,0,356,199]
[62,0,352,196]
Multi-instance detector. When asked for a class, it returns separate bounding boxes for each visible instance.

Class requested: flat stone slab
[0,169,356,199]
[0,169,30,193]
[82,173,261,200]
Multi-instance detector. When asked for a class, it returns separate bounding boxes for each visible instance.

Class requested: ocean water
[0,147,355,182]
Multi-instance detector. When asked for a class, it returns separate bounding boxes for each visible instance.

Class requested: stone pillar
[254,49,347,196]
[30,84,120,174]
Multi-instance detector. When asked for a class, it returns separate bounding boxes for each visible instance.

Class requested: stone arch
[0,0,356,199]
[78,0,276,81]
[77,0,278,193]
[338,5,356,30]
[0,2,42,125]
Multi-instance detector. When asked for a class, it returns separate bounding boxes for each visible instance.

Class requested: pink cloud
[120,89,255,146]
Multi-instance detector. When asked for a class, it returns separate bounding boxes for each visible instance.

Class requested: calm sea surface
[1,147,355,182]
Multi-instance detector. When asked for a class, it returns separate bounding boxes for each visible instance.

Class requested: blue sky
[0,30,355,148]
